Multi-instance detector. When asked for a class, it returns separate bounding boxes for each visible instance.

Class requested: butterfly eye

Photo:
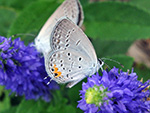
[99,59,103,65]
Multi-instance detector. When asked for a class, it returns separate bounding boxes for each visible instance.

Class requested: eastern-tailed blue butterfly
[45,18,104,88]
[35,0,84,55]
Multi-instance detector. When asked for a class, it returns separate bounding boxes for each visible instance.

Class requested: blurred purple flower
[0,36,59,101]
[78,67,150,113]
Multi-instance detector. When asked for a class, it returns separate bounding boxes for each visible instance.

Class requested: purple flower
[78,67,150,113]
[0,36,59,101]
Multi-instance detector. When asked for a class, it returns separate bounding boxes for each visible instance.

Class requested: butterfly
[44,18,104,88]
[34,0,84,55]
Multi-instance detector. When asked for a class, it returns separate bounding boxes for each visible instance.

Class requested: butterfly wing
[35,0,84,54]
[45,49,91,84]
[45,18,100,88]
[50,18,97,63]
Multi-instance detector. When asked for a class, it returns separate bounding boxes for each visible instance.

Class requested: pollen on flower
[78,68,150,113]
[85,85,108,107]
[142,83,150,92]
[86,90,93,104]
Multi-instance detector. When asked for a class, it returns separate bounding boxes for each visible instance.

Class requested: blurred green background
[0,0,150,113]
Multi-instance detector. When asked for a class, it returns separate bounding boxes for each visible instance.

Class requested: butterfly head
[98,58,104,72]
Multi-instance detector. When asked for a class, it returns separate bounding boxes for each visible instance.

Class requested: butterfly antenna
[100,67,103,72]
[101,57,124,68]
[12,33,36,37]
[104,62,111,69]
[98,58,110,71]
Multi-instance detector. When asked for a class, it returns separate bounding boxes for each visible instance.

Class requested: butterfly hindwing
[45,48,91,84]
[45,18,99,87]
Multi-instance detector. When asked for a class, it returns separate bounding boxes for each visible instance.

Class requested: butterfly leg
[100,67,103,72]
[44,76,49,80]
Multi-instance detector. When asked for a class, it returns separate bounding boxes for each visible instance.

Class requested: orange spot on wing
[53,64,62,78]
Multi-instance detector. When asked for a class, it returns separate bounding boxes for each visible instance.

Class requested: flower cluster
[0,36,59,101]
[78,67,150,113]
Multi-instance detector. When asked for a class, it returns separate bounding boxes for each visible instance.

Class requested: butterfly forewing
[35,0,84,54]
[50,18,97,63]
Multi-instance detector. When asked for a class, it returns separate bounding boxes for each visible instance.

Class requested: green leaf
[57,0,65,3]
[91,38,133,58]
[134,65,150,82]
[1,107,17,113]
[59,105,76,113]
[67,80,82,106]
[52,90,68,105]
[0,0,18,9]
[103,55,134,71]
[0,7,16,37]
[46,90,76,113]
[84,2,150,40]
[0,0,55,10]
[130,0,150,13]
[67,81,84,113]
[10,96,23,106]
[0,86,11,112]
[8,1,60,44]
[47,104,76,113]
[16,99,42,113]
[80,0,89,6]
